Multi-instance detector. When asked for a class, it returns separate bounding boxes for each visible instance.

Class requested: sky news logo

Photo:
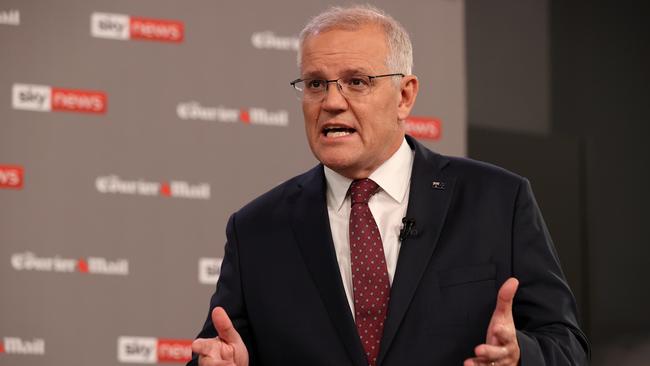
[0,337,45,355]
[405,116,442,141]
[251,31,298,51]
[177,101,289,127]
[96,175,210,200]
[11,252,129,276]
[91,12,184,43]
[198,257,222,285]
[0,165,23,190]
[0,9,20,26]
[12,83,107,114]
[117,336,192,364]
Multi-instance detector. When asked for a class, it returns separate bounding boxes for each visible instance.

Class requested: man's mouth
[322,125,356,138]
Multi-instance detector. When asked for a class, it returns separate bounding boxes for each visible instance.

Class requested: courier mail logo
[405,116,442,141]
[177,101,289,127]
[0,165,23,190]
[96,175,211,200]
[0,337,45,355]
[11,252,129,276]
[117,336,192,364]
[91,12,184,43]
[12,83,107,114]
[251,31,298,51]
[198,257,223,285]
[0,9,20,26]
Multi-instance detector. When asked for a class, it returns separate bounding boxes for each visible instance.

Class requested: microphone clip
[399,217,417,241]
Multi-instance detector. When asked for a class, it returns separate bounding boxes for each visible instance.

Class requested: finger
[463,358,476,366]
[463,357,492,366]
[475,343,509,360]
[211,307,243,344]
[494,277,519,318]
[192,338,220,357]
[192,338,208,355]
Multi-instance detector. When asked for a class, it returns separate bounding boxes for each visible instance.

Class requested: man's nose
[321,81,348,111]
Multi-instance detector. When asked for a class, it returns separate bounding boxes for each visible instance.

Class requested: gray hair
[297,4,413,75]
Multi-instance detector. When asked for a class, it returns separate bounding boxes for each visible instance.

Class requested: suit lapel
[289,166,367,366]
[378,138,456,364]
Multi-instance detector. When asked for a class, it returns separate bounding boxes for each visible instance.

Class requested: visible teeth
[328,131,351,137]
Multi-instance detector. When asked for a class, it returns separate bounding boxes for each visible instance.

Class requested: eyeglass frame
[289,73,405,101]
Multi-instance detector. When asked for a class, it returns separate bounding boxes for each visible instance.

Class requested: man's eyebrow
[301,71,325,79]
[301,68,373,79]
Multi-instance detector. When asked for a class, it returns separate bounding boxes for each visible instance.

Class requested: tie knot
[350,178,379,204]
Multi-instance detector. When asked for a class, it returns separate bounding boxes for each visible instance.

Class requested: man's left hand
[464,277,521,366]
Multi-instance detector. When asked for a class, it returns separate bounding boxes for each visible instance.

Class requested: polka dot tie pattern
[349,179,390,366]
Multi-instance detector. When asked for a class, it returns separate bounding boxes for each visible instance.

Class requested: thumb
[494,277,519,318]
[212,307,243,345]
[486,277,519,345]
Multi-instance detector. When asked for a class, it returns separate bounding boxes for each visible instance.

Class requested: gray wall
[0,1,466,365]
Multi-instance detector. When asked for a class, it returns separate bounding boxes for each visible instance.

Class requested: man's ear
[397,75,419,120]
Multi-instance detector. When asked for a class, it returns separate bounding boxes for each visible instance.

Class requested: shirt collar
[324,138,414,212]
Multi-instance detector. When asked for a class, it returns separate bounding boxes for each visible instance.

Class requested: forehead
[300,24,389,76]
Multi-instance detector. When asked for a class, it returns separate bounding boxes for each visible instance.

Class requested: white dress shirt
[323,138,414,316]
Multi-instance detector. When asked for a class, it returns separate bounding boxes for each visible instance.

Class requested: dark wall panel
[469,128,587,321]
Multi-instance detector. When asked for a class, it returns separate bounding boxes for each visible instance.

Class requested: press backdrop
[0,1,466,364]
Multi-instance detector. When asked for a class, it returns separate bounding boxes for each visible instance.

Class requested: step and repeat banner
[0,1,465,365]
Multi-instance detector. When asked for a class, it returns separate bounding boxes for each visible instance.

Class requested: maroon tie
[349,179,390,366]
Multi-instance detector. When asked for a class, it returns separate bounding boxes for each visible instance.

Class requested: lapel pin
[431,181,446,190]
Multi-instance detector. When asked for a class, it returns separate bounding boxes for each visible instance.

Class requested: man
[189,5,589,366]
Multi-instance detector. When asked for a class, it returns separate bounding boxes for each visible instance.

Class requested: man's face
[299,24,417,179]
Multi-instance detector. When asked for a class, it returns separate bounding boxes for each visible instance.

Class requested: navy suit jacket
[189,136,589,365]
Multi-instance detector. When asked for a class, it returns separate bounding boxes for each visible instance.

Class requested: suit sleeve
[187,213,258,366]
[511,178,590,365]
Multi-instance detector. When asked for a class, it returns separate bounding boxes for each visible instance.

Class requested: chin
[318,155,353,172]
[320,158,349,170]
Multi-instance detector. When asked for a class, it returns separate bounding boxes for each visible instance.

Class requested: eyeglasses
[289,73,404,101]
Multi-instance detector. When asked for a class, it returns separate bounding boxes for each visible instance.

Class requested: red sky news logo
[405,116,442,140]
[0,337,45,355]
[0,165,23,189]
[177,101,289,127]
[117,336,192,364]
[198,257,222,285]
[91,12,184,43]
[95,175,211,200]
[12,83,107,114]
[11,252,129,276]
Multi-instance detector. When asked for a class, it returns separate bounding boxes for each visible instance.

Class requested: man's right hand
[191,307,249,366]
